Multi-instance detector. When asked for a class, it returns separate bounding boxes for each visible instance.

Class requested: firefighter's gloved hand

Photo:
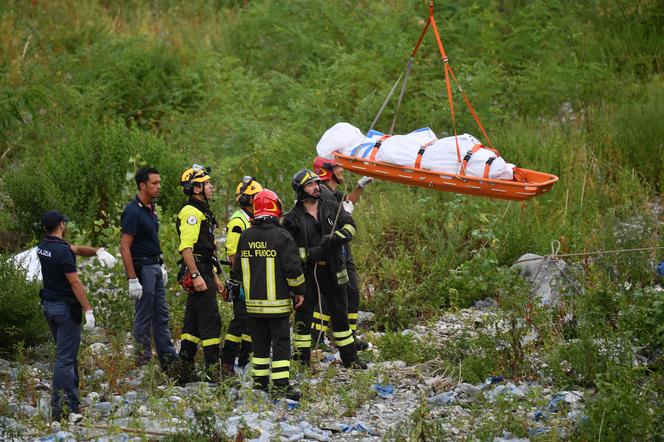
[83,310,95,331]
[357,176,373,188]
[128,278,143,300]
[308,247,326,263]
[161,264,168,285]
[342,200,354,214]
[95,247,117,268]
[319,234,333,250]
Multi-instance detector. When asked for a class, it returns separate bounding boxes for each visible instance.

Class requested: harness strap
[415,140,436,169]
[483,156,497,178]
[460,144,483,175]
[369,135,391,161]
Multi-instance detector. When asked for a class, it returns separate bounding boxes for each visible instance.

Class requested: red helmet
[252,189,283,218]
[313,156,338,182]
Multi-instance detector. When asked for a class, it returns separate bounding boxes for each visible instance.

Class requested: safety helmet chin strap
[194,182,209,204]
[297,187,321,203]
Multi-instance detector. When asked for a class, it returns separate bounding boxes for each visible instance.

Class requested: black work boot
[343,358,368,369]
[271,382,301,401]
[222,363,235,378]
[204,363,222,385]
[353,333,369,351]
[175,359,200,386]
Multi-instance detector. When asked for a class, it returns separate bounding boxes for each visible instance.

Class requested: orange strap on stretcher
[369,135,391,161]
[414,140,436,169]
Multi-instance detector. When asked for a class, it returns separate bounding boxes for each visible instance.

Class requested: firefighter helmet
[235,176,264,207]
[253,189,283,218]
[313,156,338,182]
[180,164,211,195]
[291,169,321,201]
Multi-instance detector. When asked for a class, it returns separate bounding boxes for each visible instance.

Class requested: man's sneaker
[68,413,84,424]
[353,334,369,351]
[342,358,368,369]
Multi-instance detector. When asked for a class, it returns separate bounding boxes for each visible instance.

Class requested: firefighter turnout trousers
[220,298,251,367]
[178,264,221,370]
[248,316,291,390]
[294,264,357,364]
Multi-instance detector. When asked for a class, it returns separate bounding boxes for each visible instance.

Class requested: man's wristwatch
[191,272,200,279]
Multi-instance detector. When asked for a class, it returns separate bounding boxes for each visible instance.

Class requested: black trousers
[178,264,221,367]
[248,316,291,389]
[294,264,357,364]
[313,253,361,334]
[221,298,251,367]
[346,259,360,331]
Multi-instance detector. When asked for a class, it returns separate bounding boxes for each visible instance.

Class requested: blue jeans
[133,264,177,365]
[42,300,81,418]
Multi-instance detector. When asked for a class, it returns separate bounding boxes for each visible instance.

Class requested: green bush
[0,256,47,354]
[579,366,655,441]
[4,119,187,238]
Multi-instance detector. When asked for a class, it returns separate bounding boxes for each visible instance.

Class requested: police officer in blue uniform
[38,210,116,421]
[120,166,178,370]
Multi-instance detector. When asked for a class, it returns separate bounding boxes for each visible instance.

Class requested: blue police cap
[42,210,69,232]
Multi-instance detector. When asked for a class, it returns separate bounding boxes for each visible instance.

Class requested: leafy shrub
[376,331,437,365]
[579,366,655,441]
[65,37,209,130]
[0,256,47,353]
[4,119,187,238]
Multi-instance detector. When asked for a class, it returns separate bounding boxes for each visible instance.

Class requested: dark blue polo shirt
[37,235,77,303]
[121,196,162,258]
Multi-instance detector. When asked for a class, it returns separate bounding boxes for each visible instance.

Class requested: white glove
[161,264,168,286]
[95,247,117,268]
[128,278,143,300]
[83,310,95,331]
[357,176,374,188]
[342,200,355,215]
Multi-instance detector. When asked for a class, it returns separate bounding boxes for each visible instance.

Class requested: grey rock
[427,391,457,406]
[124,390,138,402]
[0,416,27,434]
[454,383,482,403]
[94,401,113,415]
[513,253,580,305]
[357,311,375,326]
[18,403,37,417]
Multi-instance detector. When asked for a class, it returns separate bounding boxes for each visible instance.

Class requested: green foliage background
[0,0,663,438]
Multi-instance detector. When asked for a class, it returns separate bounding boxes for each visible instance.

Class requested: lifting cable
[355,0,498,164]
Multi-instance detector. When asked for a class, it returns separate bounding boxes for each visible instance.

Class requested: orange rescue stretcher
[334,152,558,201]
[337,1,558,201]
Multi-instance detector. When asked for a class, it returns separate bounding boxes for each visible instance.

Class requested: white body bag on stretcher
[316,122,515,181]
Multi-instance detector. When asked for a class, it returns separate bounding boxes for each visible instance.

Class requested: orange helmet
[313,156,338,182]
[252,189,283,218]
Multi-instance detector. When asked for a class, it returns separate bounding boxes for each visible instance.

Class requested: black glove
[225,279,240,302]
[319,234,333,250]
[308,246,327,263]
